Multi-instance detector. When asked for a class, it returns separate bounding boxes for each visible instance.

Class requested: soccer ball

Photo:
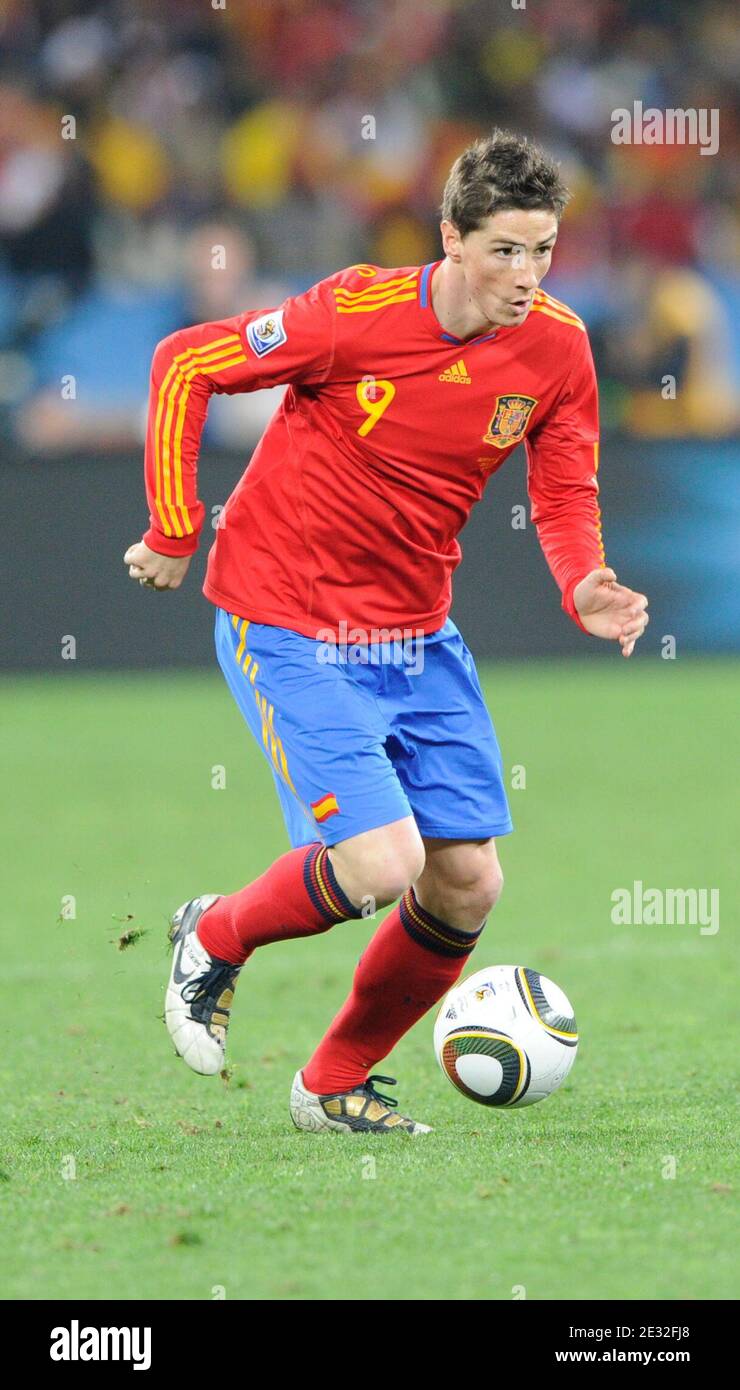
[433,964,578,1108]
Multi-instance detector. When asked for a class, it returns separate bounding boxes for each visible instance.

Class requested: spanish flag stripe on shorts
[311,793,340,823]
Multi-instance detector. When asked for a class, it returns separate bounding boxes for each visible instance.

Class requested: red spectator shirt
[142,261,605,639]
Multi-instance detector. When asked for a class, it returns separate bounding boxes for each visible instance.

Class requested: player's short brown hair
[441,129,570,236]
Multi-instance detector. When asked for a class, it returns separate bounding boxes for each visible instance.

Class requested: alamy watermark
[611,102,719,156]
[315,621,426,675]
[610,880,719,934]
[50,1321,151,1370]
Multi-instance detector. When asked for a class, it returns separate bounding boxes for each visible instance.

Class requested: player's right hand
[124,541,191,591]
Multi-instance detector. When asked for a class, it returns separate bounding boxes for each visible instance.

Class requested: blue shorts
[214,609,513,849]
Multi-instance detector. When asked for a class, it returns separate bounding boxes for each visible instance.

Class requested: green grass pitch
[1,659,737,1301]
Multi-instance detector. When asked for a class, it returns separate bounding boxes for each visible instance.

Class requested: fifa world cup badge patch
[246,309,288,357]
[483,394,538,449]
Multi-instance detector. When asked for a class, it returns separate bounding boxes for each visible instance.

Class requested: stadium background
[1,0,738,1304]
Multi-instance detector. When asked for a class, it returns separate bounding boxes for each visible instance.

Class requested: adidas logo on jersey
[439,359,471,384]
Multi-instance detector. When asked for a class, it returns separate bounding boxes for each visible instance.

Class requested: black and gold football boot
[289,1069,432,1134]
[165,895,240,1075]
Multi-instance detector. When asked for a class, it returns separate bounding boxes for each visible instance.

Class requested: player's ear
[440,219,463,262]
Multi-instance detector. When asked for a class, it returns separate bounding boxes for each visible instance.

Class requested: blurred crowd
[0,0,738,451]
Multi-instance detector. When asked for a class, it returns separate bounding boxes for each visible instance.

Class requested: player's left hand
[574,568,649,658]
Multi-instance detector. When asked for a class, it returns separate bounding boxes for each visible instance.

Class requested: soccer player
[125,130,648,1135]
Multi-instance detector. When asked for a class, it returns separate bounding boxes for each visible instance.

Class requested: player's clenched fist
[574,567,649,658]
[124,541,191,591]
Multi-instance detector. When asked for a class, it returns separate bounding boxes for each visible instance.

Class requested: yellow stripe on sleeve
[154,333,245,537]
[333,272,418,301]
[530,302,585,331]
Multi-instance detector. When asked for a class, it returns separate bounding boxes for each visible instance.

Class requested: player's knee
[330,826,426,911]
[427,845,503,921]
[467,850,504,918]
[477,861,504,917]
[360,843,426,908]
[447,869,502,922]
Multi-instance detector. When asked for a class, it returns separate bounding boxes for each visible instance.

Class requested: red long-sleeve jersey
[142,261,605,638]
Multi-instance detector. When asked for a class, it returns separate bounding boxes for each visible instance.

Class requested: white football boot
[290,1070,432,1135]
[165,895,241,1075]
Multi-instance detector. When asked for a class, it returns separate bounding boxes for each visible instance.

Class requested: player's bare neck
[431,260,494,342]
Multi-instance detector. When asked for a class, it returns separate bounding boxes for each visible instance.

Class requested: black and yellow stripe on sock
[399,886,482,957]
[303,843,363,925]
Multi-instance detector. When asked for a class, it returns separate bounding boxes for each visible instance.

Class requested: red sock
[196,842,361,966]
[302,886,483,1094]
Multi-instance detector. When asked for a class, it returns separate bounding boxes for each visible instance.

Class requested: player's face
[443,209,559,327]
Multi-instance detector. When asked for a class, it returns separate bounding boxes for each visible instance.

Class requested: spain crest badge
[483,394,538,449]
